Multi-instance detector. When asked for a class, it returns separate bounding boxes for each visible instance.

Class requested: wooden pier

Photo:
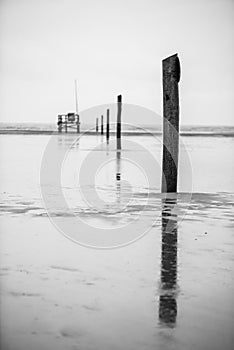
[57,113,80,133]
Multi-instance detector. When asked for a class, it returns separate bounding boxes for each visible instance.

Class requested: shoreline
[1,130,234,137]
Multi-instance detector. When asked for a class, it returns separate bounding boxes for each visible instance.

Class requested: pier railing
[57,113,80,133]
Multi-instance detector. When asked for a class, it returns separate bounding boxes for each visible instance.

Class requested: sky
[0,0,233,125]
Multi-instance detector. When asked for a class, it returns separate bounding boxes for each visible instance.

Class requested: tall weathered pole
[65,115,68,133]
[116,95,122,149]
[101,115,104,135]
[161,54,180,193]
[106,109,110,141]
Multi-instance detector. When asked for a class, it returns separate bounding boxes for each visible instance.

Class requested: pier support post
[77,115,80,133]
[101,115,104,135]
[65,116,68,133]
[106,109,110,141]
[57,115,62,132]
[161,54,180,193]
[116,95,122,149]
[96,118,99,133]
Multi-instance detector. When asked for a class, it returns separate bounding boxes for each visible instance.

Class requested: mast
[74,79,80,133]
[74,79,78,114]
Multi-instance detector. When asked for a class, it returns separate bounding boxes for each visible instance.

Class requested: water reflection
[116,151,121,205]
[159,198,178,328]
[57,135,80,149]
[116,151,121,181]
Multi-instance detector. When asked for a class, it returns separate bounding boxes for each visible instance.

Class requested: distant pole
[76,114,80,134]
[74,79,80,133]
[161,54,180,193]
[116,95,122,149]
[106,109,110,141]
[96,118,99,133]
[65,115,68,133]
[57,115,62,132]
[101,115,104,135]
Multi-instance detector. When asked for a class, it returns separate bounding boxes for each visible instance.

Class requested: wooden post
[116,95,122,149]
[101,115,104,135]
[77,115,80,133]
[106,109,110,141]
[96,118,99,133]
[65,115,68,133]
[57,115,62,132]
[161,54,180,193]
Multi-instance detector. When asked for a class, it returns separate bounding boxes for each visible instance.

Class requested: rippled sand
[0,134,234,350]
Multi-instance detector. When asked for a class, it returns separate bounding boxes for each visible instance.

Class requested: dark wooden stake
[96,118,98,133]
[161,54,180,193]
[77,115,80,133]
[116,95,122,149]
[101,115,104,135]
[65,116,68,133]
[106,109,110,141]
[57,115,62,132]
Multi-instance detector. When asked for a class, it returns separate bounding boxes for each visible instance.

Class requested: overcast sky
[0,0,233,125]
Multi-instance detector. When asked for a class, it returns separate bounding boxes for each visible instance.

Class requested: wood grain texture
[162,54,180,193]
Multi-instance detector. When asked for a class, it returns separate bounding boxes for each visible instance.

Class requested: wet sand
[0,133,234,350]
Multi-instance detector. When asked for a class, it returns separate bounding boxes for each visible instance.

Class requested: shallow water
[0,133,234,350]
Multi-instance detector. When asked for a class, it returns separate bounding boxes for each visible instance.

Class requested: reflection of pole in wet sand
[57,135,79,149]
[106,141,110,156]
[116,151,121,204]
[159,198,178,327]
[116,151,121,181]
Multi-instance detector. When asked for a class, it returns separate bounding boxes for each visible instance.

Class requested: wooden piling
[96,118,99,133]
[57,115,62,132]
[161,54,180,193]
[116,95,122,149]
[106,109,110,141]
[77,115,80,133]
[65,116,68,133]
[101,115,104,135]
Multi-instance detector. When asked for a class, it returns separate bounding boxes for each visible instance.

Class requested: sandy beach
[0,131,233,350]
